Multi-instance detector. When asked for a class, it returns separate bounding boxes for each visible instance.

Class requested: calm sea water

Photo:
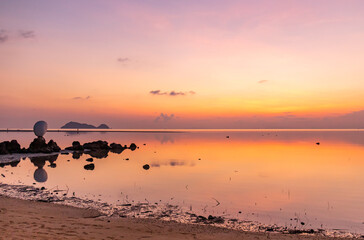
[1,130,364,234]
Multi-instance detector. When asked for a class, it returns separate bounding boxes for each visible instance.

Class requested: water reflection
[29,155,58,182]
[1,131,364,233]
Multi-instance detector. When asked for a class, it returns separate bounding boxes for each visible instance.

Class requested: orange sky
[1,0,364,128]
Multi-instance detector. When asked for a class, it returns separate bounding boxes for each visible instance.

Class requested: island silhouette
[61,121,110,129]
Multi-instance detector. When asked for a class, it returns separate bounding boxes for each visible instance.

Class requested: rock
[143,164,150,170]
[28,137,47,153]
[28,137,60,153]
[129,143,137,151]
[8,140,21,153]
[83,140,110,150]
[0,140,21,154]
[316,142,320,145]
[47,140,61,152]
[110,143,126,154]
[86,158,93,162]
[0,142,8,154]
[84,163,95,170]
[208,215,225,224]
[72,141,84,150]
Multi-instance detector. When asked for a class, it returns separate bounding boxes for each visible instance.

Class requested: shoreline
[0,194,356,240]
[0,182,361,239]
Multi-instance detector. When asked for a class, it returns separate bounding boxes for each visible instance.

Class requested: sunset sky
[1,0,364,128]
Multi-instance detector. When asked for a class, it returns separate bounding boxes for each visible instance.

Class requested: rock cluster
[66,141,137,159]
[0,140,21,154]
[0,138,60,155]
[28,137,61,153]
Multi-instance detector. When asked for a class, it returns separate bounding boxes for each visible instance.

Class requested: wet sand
[0,195,354,240]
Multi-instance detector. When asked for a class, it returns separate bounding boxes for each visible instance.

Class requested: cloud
[19,30,35,39]
[72,96,91,100]
[169,91,185,96]
[0,30,8,43]
[117,57,130,63]
[155,113,175,122]
[258,80,268,84]
[150,90,166,95]
[150,90,196,96]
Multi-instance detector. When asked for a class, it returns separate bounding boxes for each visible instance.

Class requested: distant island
[60,121,110,129]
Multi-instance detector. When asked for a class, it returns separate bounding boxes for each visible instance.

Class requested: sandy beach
[0,195,356,240]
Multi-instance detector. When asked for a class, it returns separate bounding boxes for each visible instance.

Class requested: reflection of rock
[28,137,61,153]
[0,160,20,168]
[88,149,109,159]
[34,168,48,182]
[84,163,95,170]
[0,140,21,154]
[29,155,59,168]
[72,151,83,159]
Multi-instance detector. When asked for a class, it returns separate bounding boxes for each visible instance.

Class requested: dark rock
[143,164,150,170]
[316,142,320,145]
[83,140,110,150]
[8,140,21,153]
[129,143,137,151]
[0,140,21,154]
[226,136,229,138]
[84,163,95,170]
[72,141,84,150]
[28,137,60,153]
[110,143,126,154]
[86,158,94,162]
[0,142,8,154]
[208,215,225,224]
[47,140,61,152]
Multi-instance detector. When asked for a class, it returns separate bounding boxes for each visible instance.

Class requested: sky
[1,0,364,128]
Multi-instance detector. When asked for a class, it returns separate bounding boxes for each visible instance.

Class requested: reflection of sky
[1,131,364,233]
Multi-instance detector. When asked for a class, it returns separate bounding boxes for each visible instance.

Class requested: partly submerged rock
[83,140,110,150]
[129,143,137,151]
[28,137,61,153]
[0,140,21,154]
[143,164,150,170]
[84,163,95,170]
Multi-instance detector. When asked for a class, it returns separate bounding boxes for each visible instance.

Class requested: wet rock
[0,140,21,154]
[83,140,110,150]
[129,143,137,151]
[208,215,225,224]
[84,163,95,170]
[86,158,94,162]
[110,143,126,154]
[28,137,60,153]
[72,141,84,150]
[143,164,150,170]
